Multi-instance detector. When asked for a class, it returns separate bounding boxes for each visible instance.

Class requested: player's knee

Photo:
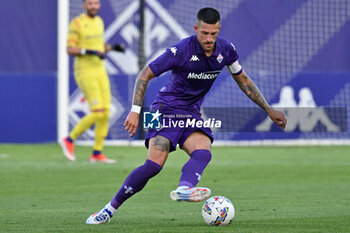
[103,109,110,120]
[148,135,171,166]
[149,135,171,153]
[92,111,104,121]
[96,127,108,139]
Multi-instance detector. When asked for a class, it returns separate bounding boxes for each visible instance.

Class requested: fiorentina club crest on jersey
[217,53,224,63]
[103,0,189,75]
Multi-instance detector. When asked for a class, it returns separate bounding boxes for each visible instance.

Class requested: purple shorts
[145,109,214,152]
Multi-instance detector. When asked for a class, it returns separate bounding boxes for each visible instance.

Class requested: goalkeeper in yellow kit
[60,0,124,163]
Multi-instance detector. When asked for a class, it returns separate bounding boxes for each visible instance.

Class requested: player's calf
[178,149,212,188]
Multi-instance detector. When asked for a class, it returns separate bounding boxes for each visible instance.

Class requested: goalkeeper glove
[81,49,105,59]
[111,43,125,53]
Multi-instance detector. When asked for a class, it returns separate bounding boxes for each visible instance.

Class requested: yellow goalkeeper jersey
[67,13,106,74]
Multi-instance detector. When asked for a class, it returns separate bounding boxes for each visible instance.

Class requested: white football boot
[86,208,113,224]
[170,187,211,202]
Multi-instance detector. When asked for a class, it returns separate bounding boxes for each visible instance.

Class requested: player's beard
[203,42,215,52]
[86,8,99,17]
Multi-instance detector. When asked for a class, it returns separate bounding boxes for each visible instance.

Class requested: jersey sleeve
[149,46,183,77]
[226,42,242,75]
[67,19,80,47]
[226,42,239,66]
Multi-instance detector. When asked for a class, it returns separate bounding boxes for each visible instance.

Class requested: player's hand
[266,108,287,130]
[124,111,139,137]
[95,51,106,59]
[85,50,105,59]
[112,43,125,53]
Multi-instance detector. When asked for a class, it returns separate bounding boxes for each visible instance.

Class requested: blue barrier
[0,73,57,142]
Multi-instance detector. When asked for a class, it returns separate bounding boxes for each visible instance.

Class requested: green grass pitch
[0,144,349,232]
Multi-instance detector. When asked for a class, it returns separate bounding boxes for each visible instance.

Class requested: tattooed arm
[132,66,155,105]
[124,66,156,137]
[232,70,287,129]
[232,70,270,110]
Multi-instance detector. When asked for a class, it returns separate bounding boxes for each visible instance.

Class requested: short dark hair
[197,8,221,24]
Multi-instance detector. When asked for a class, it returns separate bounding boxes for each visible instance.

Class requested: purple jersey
[149,35,241,113]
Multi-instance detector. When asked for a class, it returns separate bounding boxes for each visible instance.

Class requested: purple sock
[110,159,162,209]
[178,150,212,188]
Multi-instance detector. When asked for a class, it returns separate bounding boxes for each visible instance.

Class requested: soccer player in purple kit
[86,7,287,224]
